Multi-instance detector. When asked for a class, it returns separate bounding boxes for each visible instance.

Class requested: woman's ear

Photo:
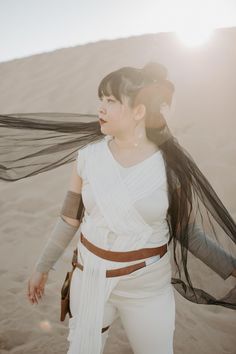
[134,103,146,121]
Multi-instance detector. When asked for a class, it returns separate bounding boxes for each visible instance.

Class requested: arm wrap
[34,216,79,273]
[60,190,85,221]
[186,223,236,280]
[34,191,85,273]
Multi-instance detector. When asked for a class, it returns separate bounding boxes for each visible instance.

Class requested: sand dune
[0,27,236,353]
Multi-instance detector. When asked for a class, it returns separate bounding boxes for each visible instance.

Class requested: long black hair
[96,62,236,305]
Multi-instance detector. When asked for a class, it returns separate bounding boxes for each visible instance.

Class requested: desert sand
[0,27,236,353]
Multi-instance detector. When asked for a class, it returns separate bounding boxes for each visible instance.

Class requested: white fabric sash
[67,136,169,354]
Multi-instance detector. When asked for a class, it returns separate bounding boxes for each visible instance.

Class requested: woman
[12,62,236,353]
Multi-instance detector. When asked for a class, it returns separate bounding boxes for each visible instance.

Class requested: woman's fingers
[27,290,37,304]
[37,287,44,299]
[32,288,41,304]
[27,272,48,305]
[28,291,37,304]
[33,293,39,304]
[27,283,42,304]
[27,281,34,304]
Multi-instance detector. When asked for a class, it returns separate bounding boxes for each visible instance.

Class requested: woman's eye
[99,97,115,103]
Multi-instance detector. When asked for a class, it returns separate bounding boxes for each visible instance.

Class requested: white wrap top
[67,135,171,354]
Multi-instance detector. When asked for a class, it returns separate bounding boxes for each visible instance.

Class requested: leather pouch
[60,267,76,321]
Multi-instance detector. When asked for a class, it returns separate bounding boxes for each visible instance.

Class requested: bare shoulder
[67,159,83,194]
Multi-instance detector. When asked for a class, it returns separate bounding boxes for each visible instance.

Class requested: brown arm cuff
[60,191,85,222]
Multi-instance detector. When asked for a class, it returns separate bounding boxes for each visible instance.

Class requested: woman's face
[98,94,138,138]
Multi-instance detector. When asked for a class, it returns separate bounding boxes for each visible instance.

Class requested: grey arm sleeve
[186,223,236,280]
[34,216,79,273]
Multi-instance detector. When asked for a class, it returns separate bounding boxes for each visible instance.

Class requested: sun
[175,26,214,47]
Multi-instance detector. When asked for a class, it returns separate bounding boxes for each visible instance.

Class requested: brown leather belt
[71,232,168,278]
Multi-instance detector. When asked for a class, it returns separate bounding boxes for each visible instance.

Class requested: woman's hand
[27,271,49,304]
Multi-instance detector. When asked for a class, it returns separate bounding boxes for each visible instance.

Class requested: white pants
[68,249,176,354]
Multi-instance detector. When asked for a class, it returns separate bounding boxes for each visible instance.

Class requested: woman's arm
[186,222,236,280]
[28,159,84,304]
[175,186,236,280]
[33,159,84,273]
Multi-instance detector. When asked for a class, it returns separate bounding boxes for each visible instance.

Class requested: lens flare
[39,320,52,332]
[175,26,214,47]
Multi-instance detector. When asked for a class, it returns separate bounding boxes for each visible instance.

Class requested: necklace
[112,137,149,150]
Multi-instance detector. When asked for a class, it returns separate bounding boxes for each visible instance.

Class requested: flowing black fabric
[0,112,235,310]
[0,113,104,181]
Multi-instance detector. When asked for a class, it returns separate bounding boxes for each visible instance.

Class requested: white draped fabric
[67,135,171,354]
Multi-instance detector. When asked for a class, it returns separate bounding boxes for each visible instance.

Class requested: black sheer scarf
[0,112,235,310]
[0,113,103,181]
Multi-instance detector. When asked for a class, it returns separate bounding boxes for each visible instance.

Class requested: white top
[68,136,172,354]
[78,139,170,249]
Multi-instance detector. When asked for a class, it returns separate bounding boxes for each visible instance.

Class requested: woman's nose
[98,104,106,114]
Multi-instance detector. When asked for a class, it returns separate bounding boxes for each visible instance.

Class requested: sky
[0,0,236,63]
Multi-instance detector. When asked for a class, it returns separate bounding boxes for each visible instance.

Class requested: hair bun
[141,62,167,83]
